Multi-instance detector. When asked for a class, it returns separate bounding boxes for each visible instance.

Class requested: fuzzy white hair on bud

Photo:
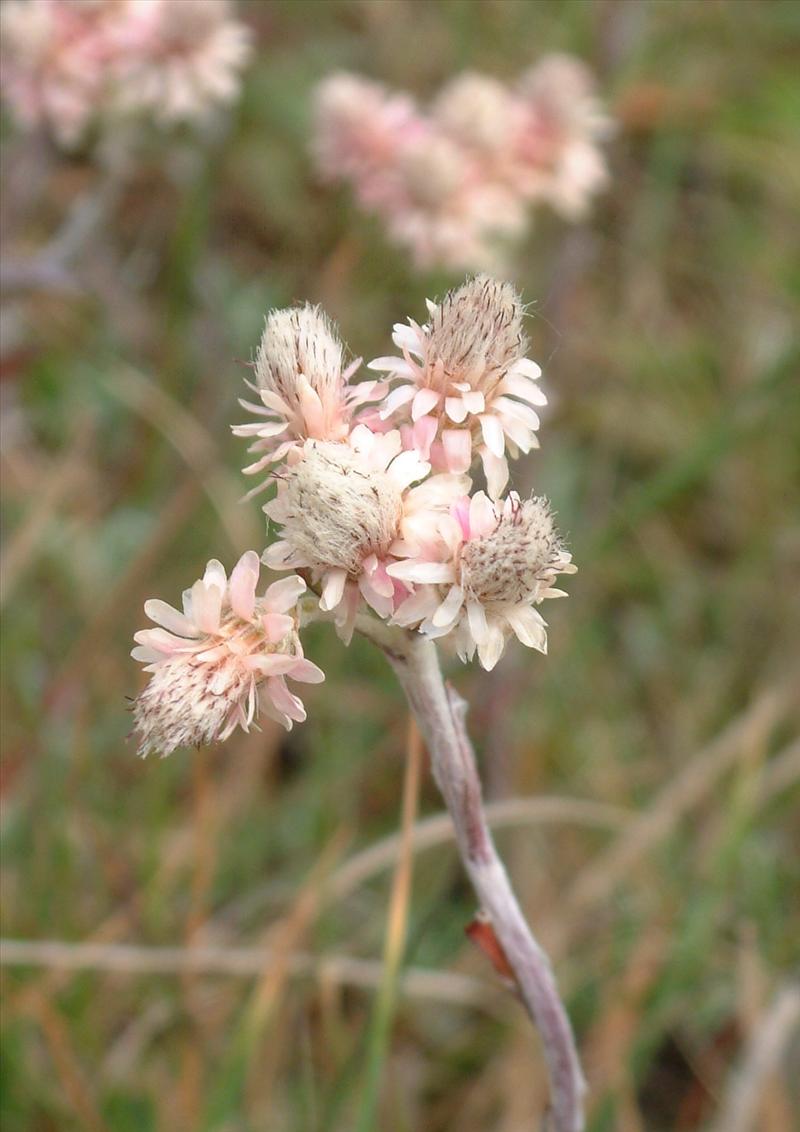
[256,305,345,407]
[427,274,527,395]
[274,441,403,576]
[133,658,248,759]
[460,496,561,605]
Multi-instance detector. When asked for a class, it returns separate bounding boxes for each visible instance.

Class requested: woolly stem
[382,632,586,1132]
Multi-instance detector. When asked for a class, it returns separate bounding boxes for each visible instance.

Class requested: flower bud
[460,495,560,605]
[269,440,403,576]
[255,306,346,419]
[427,275,527,396]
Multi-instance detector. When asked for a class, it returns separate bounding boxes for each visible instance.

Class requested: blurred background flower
[0,0,252,144]
[313,52,611,271]
[1,3,798,1131]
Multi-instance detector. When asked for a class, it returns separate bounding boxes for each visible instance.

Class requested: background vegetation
[1,2,798,1130]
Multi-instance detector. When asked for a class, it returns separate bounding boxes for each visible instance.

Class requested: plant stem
[383,632,586,1132]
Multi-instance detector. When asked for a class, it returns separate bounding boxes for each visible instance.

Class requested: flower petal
[501,372,547,406]
[378,383,416,419]
[461,390,485,414]
[386,560,456,584]
[203,559,227,592]
[503,605,548,652]
[479,414,505,458]
[468,491,498,538]
[392,588,440,626]
[264,574,306,612]
[441,429,472,474]
[512,358,543,381]
[229,551,260,620]
[432,585,464,628]
[319,568,347,612]
[388,449,430,488]
[477,623,507,670]
[267,677,307,722]
[481,450,509,500]
[412,387,441,421]
[134,627,197,655]
[412,415,437,459]
[262,613,295,642]
[466,600,488,644]
[289,658,326,684]
[143,599,200,638]
[444,396,468,423]
[248,654,302,676]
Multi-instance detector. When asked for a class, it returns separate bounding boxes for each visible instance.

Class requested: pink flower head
[312,71,424,209]
[312,58,610,270]
[132,551,323,754]
[0,0,133,144]
[389,491,576,670]
[313,72,522,273]
[378,125,524,272]
[233,304,384,495]
[0,0,251,146]
[113,0,252,126]
[369,275,546,498]
[263,425,467,642]
[434,72,524,159]
[513,53,611,219]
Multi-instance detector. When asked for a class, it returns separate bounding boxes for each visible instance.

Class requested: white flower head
[132,552,324,755]
[369,275,546,498]
[389,491,576,670]
[115,0,253,126]
[264,426,467,641]
[233,304,383,493]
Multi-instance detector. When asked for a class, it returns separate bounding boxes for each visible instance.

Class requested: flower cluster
[313,55,611,271]
[0,0,252,146]
[132,552,323,755]
[133,275,576,756]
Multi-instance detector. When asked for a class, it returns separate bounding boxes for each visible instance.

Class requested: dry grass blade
[545,687,791,955]
[325,795,627,907]
[106,366,259,553]
[50,475,202,689]
[244,830,348,1040]
[759,739,800,802]
[0,417,92,609]
[0,939,499,1012]
[711,984,800,1132]
[23,992,111,1132]
[357,714,424,1131]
